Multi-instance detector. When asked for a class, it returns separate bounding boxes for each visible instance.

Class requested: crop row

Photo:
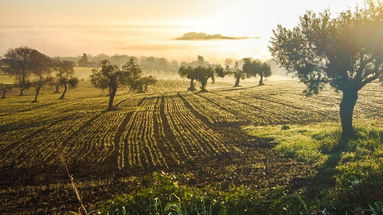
[0,113,95,168]
[180,93,239,124]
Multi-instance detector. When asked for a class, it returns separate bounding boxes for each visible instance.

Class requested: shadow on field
[288,138,350,198]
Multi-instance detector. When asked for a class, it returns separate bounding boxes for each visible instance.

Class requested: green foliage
[333,127,383,205]
[94,172,320,215]
[94,170,383,214]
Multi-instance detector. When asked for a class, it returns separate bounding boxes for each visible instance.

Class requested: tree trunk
[19,75,26,96]
[259,75,264,85]
[188,79,196,91]
[32,87,41,103]
[234,76,241,87]
[1,89,6,99]
[340,89,358,138]
[139,84,144,93]
[19,87,25,96]
[200,81,208,92]
[55,84,60,93]
[108,87,117,110]
[59,83,67,99]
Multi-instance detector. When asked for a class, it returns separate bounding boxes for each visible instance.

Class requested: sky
[0,0,362,62]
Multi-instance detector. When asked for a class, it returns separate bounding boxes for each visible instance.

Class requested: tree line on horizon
[63,53,287,78]
[74,53,180,77]
[179,56,272,92]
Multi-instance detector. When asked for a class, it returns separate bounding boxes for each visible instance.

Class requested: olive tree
[30,53,53,103]
[242,58,272,85]
[53,59,76,93]
[178,65,197,91]
[178,56,224,92]
[52,60,78,99]
[59,77,78,99]
[2,47,42,96]
[269,2,383,138]
[226,61,245,87]
[194,64,224,92]
[130,76,157,93]
[90,58,141,110]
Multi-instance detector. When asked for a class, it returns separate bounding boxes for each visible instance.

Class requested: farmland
[0,75,382,213]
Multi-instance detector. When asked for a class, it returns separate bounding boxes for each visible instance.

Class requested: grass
[243,122,340,166]
[74,67,94,81]
[243,120,383,211]
[0,72,14,84]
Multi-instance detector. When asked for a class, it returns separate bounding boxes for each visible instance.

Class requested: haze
[0,0,361,62]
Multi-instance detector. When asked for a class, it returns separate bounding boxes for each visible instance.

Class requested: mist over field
[0,26,266,63]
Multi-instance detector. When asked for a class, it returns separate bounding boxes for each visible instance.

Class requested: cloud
[175,32,260,40]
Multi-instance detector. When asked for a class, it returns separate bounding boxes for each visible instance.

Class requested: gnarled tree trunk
[59,83,67,99]
[188,78,196,91]
[340,89,358,138]
[200,79,208,92]
[32,87,41,103]
[19,87,25,96]
[234,76,241,87]
[259,75,264,85]
[19,75,26,96]
[108,87,117,110]
[1,89,7,99]
[55,84,60,93]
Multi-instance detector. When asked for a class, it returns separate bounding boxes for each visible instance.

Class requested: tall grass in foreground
[93,171,317,215]
[93,171,382,215]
